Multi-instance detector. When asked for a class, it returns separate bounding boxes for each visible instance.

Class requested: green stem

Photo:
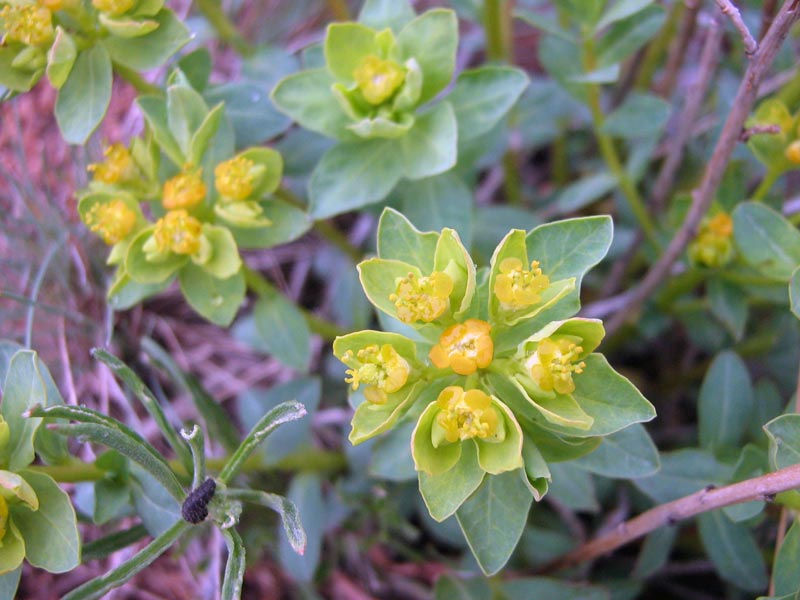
[112,62,162,96]
[275,187,363,263]
[195,0,255,57]
[242,264,347,341]
[582,35,660,248]
[634,0,682,91]
[752,166,782,201]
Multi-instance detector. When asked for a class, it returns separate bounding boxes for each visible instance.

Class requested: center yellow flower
[343,344,410,405]
[688,212,734,268]
[429,319,493,375]
[353,55,406,105]
[88,144,136,185]
[527,337,585,395]
[84,199,137,245]
[1,3,54,46]
[152,210,203,256]
[215,156,257,201]
[390,271,453,323]
[162,170,207,211]
[494,257,550,309]
[435,387,499,443]
[92,0,136,16]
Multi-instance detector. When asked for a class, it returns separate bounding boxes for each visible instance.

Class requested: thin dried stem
[714,0,758,54]
[605,0,800,335]
[740,123,782,141]
[539,462,800,573]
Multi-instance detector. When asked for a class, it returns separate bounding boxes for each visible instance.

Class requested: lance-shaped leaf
[221,528,246,600]
[377,207,438,271]
[734,202,800,282]
[226,489,306,555]
[2,351,45,471]
[28,405,184,501]
[433,228,476,319]
[419,441,485,521]
[218,400,307,484]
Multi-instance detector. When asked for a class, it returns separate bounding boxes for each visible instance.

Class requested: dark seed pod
[182,478,216,524]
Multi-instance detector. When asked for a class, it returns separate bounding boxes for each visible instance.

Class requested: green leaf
[734,202,800,281]
[279,473,324,582]
[568,64,620,84]
[309,139,402,218]
[226,198,311,250]
[596,5,665,67]
[547,462,598,512]
[503,577,608,600]
[419,440,484,521]
[358,0,416,32]
[271,69,354,141]
[125,228,186,284]
[229,489,307,555]
[764,414,800,470]
[0,567,21,598]
[99,15,159,37]
[399,102,457,180]
[46,27,77,89]
[351,380,426,444]
[2,350,45,471]
[634,448,733,503]
[746,99,793,169]
[218,400,307,484]
[0,48,40,92]
[515,9,574,41]
[435,575,491,600]
[136,95,185,166]
[324,22,383,83]
[179,265,245,327]
[103,9,190,71]
[632,526,678,579]
[397,9,458,104]
[552,0,604,27]
[698,351,753,452]
[55,45,112,144]
[573,423,659,478]
[698,510,768,592]
[221,528,246,600]
[596,0,654,30]
[601,92,671,139]
[205,82,291,145]
[252,291,312,372]
[12,471,80,573]
[369,419,417,481]
[188,102,224,165]
[166,83,209,156]
[91,348,192,472]
[62,520,189,600]
[29,405,184,501]
[774,521,800,596]
[552,171,616,215]
[0,524,25,576]
[455,470,532,575]
[526,215,613,282]
[709,278,748,340]
[129,464,181,536]
[791,267,800,320]
[449,66,529,142]
[376,207,439,271]
[198,225,242,279]
[397,172,474,249]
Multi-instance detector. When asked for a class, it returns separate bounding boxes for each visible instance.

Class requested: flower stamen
[527,337,585,395]
[390,271,453,323]
[494,257,550,309]
[342,344,410,405]
[429,319,493,375]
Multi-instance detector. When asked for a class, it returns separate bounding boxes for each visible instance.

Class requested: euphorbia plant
[333,209,656,573]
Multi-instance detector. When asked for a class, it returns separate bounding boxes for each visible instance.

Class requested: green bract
[333,208,655,574]
[270,0,529,218]
[0,348,80,596]
[75,77,311,325]
[746,98,800,175]
[0,0,189,143]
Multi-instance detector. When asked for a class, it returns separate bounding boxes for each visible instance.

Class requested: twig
[605,0,800,336]
[740,123,782,141]
[654,1,700,97]
[714,0,758,55]
[652,22,723,212]
[538,462,800,573]
[761,0,779,39]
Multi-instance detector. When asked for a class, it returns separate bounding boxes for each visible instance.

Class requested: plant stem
[752,166,782,201]
[241,264,346,341]
[634,1,682,91]
[582,35,660,248]
[112,62,162,96]
[275,187,363,263]
[195,0,255,57]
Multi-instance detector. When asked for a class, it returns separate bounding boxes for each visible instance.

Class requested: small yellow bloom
[215,156,258,201]
[435,387,499,443]
[0,495,7,543]
[688,212,734,268]
[353,55,406,105]
[88,144,136,185]
[152,210,203,255]
[786,140,800,164]
[390,271,453,323]
[343,344,410,405]
[429,319,493,375]
[494,257,550,309]
[162,170,206,211]
[1,3,53,46]
[527,337,585,395]
[92,0,135,16]
[84,199,137,245]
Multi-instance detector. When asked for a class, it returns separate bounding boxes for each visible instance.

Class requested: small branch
[654,1,700,97]
[539,462,800,573]
[739,123,782,141]
[714,0,758,55]
[605,0,800,335]
[761,0,779,39]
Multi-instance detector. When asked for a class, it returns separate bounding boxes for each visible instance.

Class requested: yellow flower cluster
[215,156,257,202]
[162,169,207,210]
[429,319,493,376]
[435,387,499,443]
[0,2,53,46]
[343,344,411,405]
[527,337,586,395]
[390,271,453,323]
[353,55,406,105]
[88,144,136,185]
[688,212,734,268]
[151,210,203,256]
[494,257,550,309]
[85,199,136,245]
